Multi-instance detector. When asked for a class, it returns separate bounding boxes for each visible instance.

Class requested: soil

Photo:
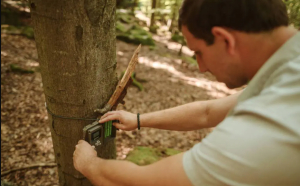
[1,33,240,185]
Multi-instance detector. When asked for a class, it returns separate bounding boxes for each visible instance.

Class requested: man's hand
[73,140,97,175]
[99,110,137,131]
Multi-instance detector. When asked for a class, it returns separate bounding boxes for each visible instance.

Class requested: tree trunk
[150,0,156,28]
[131,0,139,15]
[169,0,179,32]
[29,0,117,185]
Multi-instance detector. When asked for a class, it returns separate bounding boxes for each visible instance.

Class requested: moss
[131,72,143,91]
[126,146,181,166]
[182,56,197,64]
[149,25,159,33]
[119,71,144,91]
[10,64,34,74]
[119,14,133,24]
[149,45,156,51]
[1,25,34,39]
[164,148,181,156]
[126,146,161,165]
[115,11,155,46]
[116,25,155,46]
[117,33,138,44]
[135,35,155,46]
[171,34,185,44]
[21,26,34,39]
[116,21,127,33]
[129,26,149,36]
[116,11,134,24]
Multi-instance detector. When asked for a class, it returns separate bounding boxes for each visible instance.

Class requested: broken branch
[95,44,141,114]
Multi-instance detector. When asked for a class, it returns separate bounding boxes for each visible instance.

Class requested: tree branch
[94,44,141,114]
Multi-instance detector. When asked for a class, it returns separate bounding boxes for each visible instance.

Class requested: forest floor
[1,33,240,185]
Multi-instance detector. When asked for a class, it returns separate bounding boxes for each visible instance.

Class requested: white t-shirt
[183,32,300,186]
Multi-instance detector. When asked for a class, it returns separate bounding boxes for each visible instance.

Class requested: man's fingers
[113,123,125,130]
[100,110,124,120]
[101,111,118,118]
[99,115,118,123]
[100,111,114,119]
[98,116,109,123]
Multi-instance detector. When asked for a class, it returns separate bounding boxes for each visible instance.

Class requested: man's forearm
[140,91,242,131]
[82,153,192,186]
[83,158,142,186]
[140,101,208,131]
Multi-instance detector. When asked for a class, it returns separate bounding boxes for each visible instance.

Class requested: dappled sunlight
[139,56,183,76]
[117,51,124,56]
[26,60,39,67]
[135,10,150,26]
[152,35,194,57]
[1,51,8,57]
[139,56,238,98]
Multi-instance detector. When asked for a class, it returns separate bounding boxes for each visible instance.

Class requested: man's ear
[211,27,236,55]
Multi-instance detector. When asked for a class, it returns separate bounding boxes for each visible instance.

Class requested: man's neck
[237,26,298,80]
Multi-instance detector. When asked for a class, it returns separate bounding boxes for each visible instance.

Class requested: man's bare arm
[81,152,192,186]
[141,91,241,130]
[99,91,242,131]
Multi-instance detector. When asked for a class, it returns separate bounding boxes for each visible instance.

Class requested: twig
[1,162,57,177]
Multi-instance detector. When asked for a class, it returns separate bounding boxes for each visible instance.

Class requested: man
[73,0,300,185]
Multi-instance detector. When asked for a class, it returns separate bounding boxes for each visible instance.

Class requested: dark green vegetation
[116,13,156,46]
[10,64,34,74]
[284,0,300,28]
[1,1,33,39]
[1,25,34,39]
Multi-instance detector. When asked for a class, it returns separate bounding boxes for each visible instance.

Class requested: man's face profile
[181,26,248,89]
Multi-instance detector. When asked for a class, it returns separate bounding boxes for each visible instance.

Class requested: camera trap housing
[83,120,117,147]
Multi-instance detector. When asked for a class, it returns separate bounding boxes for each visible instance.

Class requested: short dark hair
[179,0,289,45]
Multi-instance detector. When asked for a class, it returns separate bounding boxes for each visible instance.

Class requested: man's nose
[196,56,208,72]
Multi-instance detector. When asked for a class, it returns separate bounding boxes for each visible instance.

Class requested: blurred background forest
[1,0,299,185]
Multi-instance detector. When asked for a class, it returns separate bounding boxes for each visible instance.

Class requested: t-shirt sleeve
[182,112,300,186]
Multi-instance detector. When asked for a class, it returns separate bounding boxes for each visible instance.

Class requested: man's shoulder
[234,43,300,125]
[183,110,300,186]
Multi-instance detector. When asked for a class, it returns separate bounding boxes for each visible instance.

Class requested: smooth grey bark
[29,0,117,185]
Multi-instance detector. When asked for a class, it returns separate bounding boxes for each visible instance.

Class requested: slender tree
[169,0,180,32]
[150,0,157,28]
[131,0,139,15]
[29,0,117,185]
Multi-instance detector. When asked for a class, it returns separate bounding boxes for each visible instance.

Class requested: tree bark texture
[29,0,117,185]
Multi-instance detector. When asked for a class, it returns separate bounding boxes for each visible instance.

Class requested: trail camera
[83,120,117,147]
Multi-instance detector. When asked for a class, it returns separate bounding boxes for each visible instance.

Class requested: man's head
[179,0,289,88]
